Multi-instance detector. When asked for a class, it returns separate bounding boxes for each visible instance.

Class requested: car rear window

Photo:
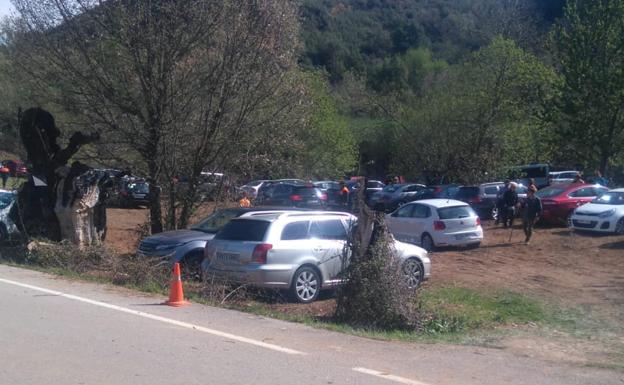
[437,206,475,219]
[293,186,320,196]
[191,209,242,233]
[456,187,479,198]
[0,192,14,210]
[215,219,270,241]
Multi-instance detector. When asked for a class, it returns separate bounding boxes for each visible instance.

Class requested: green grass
[418,287,545,335]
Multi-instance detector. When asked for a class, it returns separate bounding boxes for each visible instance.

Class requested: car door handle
[313,247,326,253]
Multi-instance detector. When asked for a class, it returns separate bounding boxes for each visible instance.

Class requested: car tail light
[320,193,328,201]
[476,217,481,226]
[290,194,302,201]
[251,243,272,264]
[469,196,482,203]
[434,221,446,231]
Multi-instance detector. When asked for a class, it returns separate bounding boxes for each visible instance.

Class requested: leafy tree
[550,0,624,174]
[300,72,357,179]
[393,37,558,183]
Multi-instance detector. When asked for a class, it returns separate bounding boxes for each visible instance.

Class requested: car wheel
[615,218,624,235]
[490,207,498,221]
[291,266,321,303]
[180,251,204,281]
[466,242,481,250]
[421,233,435,252]
[402,258,424,289]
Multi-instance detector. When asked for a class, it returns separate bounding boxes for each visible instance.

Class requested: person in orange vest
[238,191,251,208]
[0,163,9,189]
[339,181,350,207]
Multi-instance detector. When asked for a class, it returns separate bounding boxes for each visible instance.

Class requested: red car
[2,160,28,177]
[536,183,608,224]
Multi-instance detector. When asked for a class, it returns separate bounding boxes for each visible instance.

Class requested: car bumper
[570,215,616,232]
[433,228,483,247]
[202,263,295,288]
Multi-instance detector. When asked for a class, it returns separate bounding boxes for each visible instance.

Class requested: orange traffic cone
[164,262,189,307]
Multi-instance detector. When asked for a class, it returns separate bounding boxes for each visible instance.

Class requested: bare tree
[7,0,302,233]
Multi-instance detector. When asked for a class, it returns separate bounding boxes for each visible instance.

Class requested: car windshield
[191,209,241,233]
[128,182,149,194]
[247,180,264,186]
[592,192,624,205]
[437,205,474,219]
[535,187,566,198]
[215,219,270,241]
[0,192,15,210]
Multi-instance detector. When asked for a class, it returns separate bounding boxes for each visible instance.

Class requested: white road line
[353,367,433,385]
[0,277,305,356]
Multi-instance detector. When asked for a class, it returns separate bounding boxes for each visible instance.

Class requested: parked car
[371,183,426,211]
[510,163,550,188]
[344,179,385,204]
[259,183,328,209]
[0,189,19,241]
[2,160,28,177]
[256,179,305,203]
[137,207,308,275]
[313,181,342,206]
[385,199,483,251]
[202,211,430,303]
[239,180,270,199]
[458,183,528,220]
[549,171,578,184]
[570,188,624,234]
[118,179,151,208]
[536,184,608,225]
[401,184,461,202]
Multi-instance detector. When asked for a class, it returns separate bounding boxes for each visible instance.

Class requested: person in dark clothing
[0,164,9,189]
[501,182,518,228]
[495,179,510,225]
[594,170,608,187]
[521,185,542,244]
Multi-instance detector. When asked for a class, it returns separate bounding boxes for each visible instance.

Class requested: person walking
[501,182,518,228]
[521,185,542,245]
[238,192,251,208]
[572,172,585,184]
[339,181,350,207]
[594,170,608,187]
[0,163,9,189]
[495,179,510,225]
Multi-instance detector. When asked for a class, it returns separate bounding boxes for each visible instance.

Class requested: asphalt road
[0,264,621,385]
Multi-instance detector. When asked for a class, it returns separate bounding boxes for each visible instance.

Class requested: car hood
[575,203,620,214]
[142,229,216,245]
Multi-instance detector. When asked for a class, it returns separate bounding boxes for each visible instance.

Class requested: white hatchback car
[385,199,483,251]
[570,188,624,234]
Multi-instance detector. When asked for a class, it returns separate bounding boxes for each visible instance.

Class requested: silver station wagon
[202,211,431,303]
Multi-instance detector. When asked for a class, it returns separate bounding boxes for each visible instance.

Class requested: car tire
[615,218,624,235]
[180,251,204,281]
[290,266,321,303]
[402,258,424,289]
[421,233,435,252]
[466,242,481,250]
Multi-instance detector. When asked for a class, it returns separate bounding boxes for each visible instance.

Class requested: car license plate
[576,219,591,225]
[216,252,239,263]
[455,233,476,240]
[133,194,146,198]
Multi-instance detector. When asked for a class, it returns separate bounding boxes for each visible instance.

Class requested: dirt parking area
[105,207,624,321]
